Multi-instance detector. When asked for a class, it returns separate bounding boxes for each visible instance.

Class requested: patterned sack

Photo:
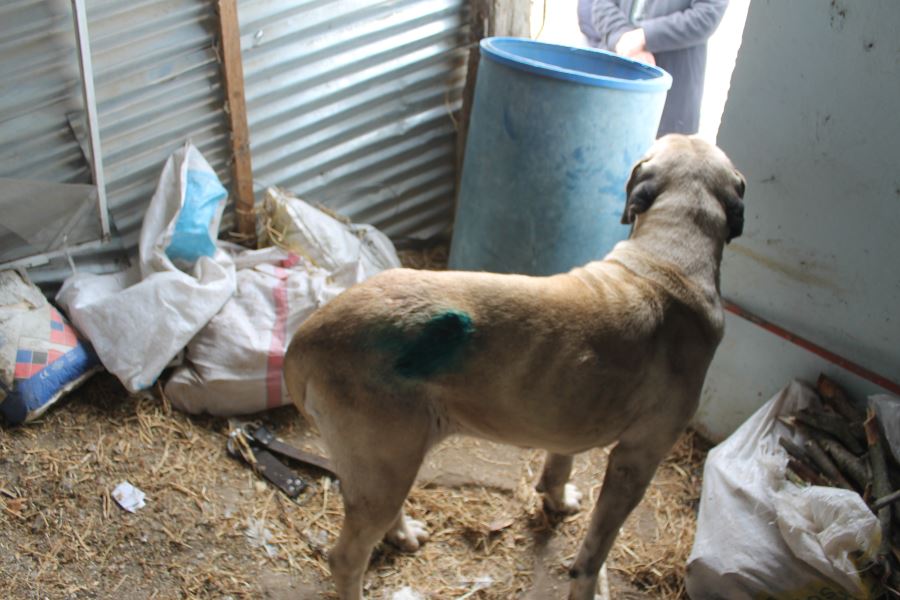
[0,270,100,424]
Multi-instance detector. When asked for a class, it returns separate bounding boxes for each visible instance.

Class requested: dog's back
[285,256,717,454]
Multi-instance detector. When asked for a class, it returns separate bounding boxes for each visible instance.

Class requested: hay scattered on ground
[0,374,707,599]
[607,434,708,598]
[0,242,709,599]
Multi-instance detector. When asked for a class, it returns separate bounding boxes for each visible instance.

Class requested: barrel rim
[480,37,673,92]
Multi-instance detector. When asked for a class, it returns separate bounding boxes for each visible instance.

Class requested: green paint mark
[392,310,474,379]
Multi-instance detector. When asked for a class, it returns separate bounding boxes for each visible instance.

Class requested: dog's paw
[543,483,583,515]
[567,563,608,600]
[385,518,430,552]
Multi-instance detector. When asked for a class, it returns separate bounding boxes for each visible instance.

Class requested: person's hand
[632,50,656,66]
[615,28,647,59]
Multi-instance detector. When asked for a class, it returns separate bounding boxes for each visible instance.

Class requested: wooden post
[455,0,487,186]
[217,0,256,246]
[455,0,532,209]
[487,0,531,37]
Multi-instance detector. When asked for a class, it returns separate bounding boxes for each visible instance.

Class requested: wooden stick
[804,439,853,490]
[795,408,866,455]
[787,458,830,487]
[785,468,807,488]
[217,0,256,246]
[819,437,871,491]
[864,407,893,572]
[872,488,900,511]
[889,570,900,599]
[455,0,486,202]
[780,436,840,488]
[778,436,809,464]
[816,374,866,423]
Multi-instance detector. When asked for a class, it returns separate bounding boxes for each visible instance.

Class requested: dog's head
[621,135,746,243]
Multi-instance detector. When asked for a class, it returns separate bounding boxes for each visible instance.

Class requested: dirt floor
[0,245,710,599]
[0,373,708,599]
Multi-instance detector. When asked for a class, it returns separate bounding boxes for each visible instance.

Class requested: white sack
[165,191,401,416]
[259,187,400,278]
[686,380,880,600]
[164,247,332,415]
[57,143,235,392]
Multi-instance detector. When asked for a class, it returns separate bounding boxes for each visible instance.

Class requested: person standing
[578,0,729,136]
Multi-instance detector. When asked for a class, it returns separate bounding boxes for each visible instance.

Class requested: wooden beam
[456,0,532,207]
[217,0,256,246]
[487,0,531,38]
[455,0,489,185]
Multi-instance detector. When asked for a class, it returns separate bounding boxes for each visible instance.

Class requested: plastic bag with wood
[686,380,881,599]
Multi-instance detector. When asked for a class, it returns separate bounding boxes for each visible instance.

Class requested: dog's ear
[621,158,658,225]
[721,170,746,242]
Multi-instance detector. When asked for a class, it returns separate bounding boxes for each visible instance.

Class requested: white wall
[695,0,900,440]
[698,0,750,141]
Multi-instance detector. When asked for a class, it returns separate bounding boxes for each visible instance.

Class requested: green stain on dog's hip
[390,310,475,379]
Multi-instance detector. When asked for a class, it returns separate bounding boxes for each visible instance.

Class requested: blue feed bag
[165,169,227,266]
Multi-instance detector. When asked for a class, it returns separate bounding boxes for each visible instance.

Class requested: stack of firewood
[779,374,900,595]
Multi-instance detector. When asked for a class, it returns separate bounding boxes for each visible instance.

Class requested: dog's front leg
[536,452,583,514]
[567,437,673,600]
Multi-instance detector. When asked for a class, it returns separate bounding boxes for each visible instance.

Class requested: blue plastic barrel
[449,37,672,275]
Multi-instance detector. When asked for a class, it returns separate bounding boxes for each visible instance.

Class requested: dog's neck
[629,209,724,294]
[602,197,727,332]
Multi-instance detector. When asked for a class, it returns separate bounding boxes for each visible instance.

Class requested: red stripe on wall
[723,299,900,396]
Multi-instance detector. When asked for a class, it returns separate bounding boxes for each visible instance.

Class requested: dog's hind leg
[536,452,583,515]
[329,477,423,599]
[313,387,434,600]
[566,429,679,600]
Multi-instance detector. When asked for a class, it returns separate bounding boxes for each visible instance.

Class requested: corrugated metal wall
[0,1,101,269]
[2,0,233,285]
[88,0,232,248]
[0,1,88,185]
[3,0,468,287]
[239,0,469,240]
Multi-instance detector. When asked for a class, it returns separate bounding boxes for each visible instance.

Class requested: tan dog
[284,134,746,600]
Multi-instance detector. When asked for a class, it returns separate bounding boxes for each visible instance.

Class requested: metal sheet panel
[0,1,89,184]
[1,0,233,286]
[239,0,468,240]
[87,0,232,247]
